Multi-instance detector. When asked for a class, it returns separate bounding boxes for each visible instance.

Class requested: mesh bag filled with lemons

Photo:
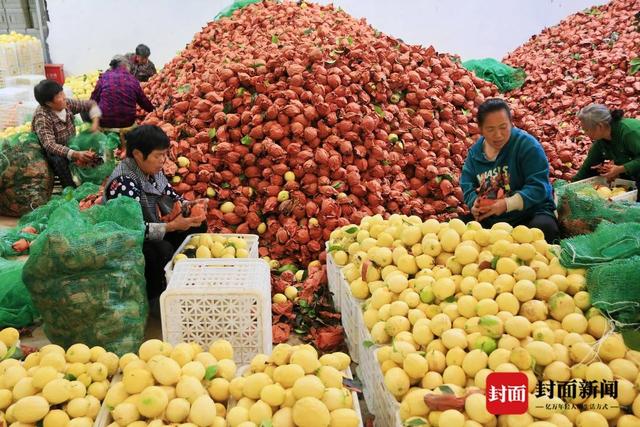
[556,181,640,236]
[22,196,147,354]
[587,256,640,350]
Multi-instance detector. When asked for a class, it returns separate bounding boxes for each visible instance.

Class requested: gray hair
[577,104,612,129]
[109,55,130,71]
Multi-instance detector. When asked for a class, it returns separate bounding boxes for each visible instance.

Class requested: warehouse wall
[46,0,607,76]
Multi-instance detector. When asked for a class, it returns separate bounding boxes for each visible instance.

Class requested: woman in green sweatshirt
[460,99,558,242]
[573,104,640,192]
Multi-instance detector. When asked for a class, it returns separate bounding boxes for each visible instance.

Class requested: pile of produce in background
[504,0,640,180]
[130,0,499,345]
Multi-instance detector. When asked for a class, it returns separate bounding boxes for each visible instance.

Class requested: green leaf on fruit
[332,181,343,189]
[205,365,218,381]
[221,183,230,189]
[208,128,217,139]
[405,419,428,426]
[241,135,253,146]
[373,104,385,118]
[2,345,16,361]
[363,340,374,349]
[64,373,77,381]
[438,385,455,394]
[345,226,358,234]
[177,84,191,94]
[630,58,640,75]
[278,264,298,274]
[271,34,280,44]
[328,245,343,252]
[443,296,456,303]
[491,256,500,270]
[303,28,314,35]
[261,421,273,427]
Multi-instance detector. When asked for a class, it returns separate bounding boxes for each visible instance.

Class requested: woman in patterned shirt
[103,125,206,299]
[32,79,102,188]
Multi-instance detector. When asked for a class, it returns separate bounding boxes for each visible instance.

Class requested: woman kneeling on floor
[103,125,206,298]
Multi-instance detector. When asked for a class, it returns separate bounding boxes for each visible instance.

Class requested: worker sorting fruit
[460,99,559,242]
[573,104,640,199]
[103,125,207,300]
[32,79,102,188]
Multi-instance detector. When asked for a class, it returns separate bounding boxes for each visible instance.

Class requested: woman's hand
[601,164,625,181]
[471,198,483,219]
[477,199,507,222]
[166,214,206,232]
[73,150,96,165]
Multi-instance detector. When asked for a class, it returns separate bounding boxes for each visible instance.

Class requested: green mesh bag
[215,0,262,19]
[68,131,119,186]
[0,258,38,328]
[587,256,640,349]
[556,182,640,236]
[22,197,148,355]
[0,132,54,217]
[560,222,640,268]
[462,58,526,93]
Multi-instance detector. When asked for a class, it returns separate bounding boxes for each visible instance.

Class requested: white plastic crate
[556,176,637,204]
[338,270,366,364]
[164,233,259,283]
[325,247,342,312]
[357,348,403,427]
[15,100,38,124]
[160,258,272,365]
[0,86,31,103]
[5,73,44,87]
[229,365,364,427]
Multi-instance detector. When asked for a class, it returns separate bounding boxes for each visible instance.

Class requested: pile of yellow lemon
[330,215,640,426]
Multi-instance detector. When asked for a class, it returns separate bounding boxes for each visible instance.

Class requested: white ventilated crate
[15,100,38,124]
[555,176,637,204]
[160,258,271,365]
[229,365,364,427]
[164,233,259,283]
[325,247,342,312]
[5,73,44,87]
[0,102,18,129]
[338,270,366,364]
[356,348,403,427]
[0,86,31,103]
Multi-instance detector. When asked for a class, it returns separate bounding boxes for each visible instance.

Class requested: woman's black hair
[135,44,151,58]
[34,79,63,106]
[126,125,170,159]
[477,98,512,126]
[610,109,624,123]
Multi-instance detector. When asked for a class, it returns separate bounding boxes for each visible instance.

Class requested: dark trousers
[461,213,560,243]
[142,222,208,300]
[44,150,76,188]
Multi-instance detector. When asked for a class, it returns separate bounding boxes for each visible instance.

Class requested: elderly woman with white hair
[89,55,155,130]
[573,104,640,189]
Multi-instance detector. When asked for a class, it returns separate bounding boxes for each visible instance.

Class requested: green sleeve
[621,125,640,177]
[573,141,603,181]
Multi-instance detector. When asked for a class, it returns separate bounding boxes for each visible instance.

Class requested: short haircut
[126,125,170,159]
[109,54,130,71]
[135,44,151,58]
[477,98,512,126]
[34,79,63,106]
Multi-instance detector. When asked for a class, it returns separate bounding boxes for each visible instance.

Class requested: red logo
[486,372,529,415]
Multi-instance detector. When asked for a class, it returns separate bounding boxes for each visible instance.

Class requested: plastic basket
[164,233,259,283]
[325,248,342,312]
[0,86,31,103]
[229,365,364,427]
[5,74,44,87]
[338,271,366,364]
[160,258,272,365]
[357,348,402,427]
[555,176,637,204]
[93,373,121,427]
